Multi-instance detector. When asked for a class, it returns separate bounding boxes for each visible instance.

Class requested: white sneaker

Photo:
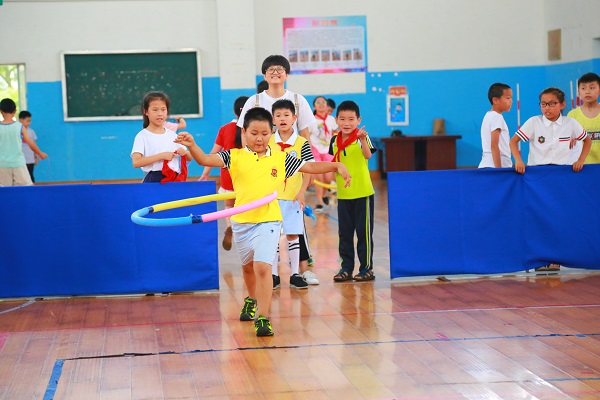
[302,270,320,285]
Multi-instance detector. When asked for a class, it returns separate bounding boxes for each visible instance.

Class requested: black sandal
[333,270,352,282]
[353,270,375,281]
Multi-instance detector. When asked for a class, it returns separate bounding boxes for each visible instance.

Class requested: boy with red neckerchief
[329,101,377,282]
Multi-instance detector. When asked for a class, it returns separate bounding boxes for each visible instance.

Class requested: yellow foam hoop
[313,180,337,190]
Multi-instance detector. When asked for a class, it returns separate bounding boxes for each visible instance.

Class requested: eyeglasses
[539,101,559,107]
[266,67,286,74]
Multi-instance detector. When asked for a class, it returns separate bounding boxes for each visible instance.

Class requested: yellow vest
[229,147,286,223]
[268,133,307,201]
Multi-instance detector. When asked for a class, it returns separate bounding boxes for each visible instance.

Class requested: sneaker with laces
[302,270,320,285]
[272,274,281,290]
[289,273,308,289]
[254,315,274,336]
[239,296,257,321]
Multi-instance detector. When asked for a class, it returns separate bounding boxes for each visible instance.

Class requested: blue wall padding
[0,181,219,298]
[388,165,600,278]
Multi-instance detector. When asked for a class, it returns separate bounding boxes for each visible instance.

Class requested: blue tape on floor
[43,358,64,400]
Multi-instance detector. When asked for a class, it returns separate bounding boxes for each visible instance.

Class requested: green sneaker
[240,296,257,321]
[254,315,274,336]
[308,255,314,267]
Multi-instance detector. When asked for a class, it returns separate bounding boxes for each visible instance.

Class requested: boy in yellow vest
[269,99,316,289]
[175,107,350,336]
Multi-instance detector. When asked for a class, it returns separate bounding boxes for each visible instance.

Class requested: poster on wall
[283,16,367,75]
[387,86,409,126]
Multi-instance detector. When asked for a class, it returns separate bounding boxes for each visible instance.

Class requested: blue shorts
[278,199,304,235]
[232,221,282,265]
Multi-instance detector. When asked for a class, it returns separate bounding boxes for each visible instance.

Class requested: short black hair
[578,72,600,87]
[261,55,291,75]
[327,98,336,110]
[540,87,565,103]
[0,98,17,114]
[256,80,269,93]
[272,99,295,115]
[19,110,32,119]
[488,83,511,105]
[233,96,249,118]
[243,107,273,130]
[336,100,360,118]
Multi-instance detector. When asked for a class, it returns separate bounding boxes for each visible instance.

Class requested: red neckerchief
[315,113,330,136]
[161,152,188,183]
[276,141,292,191]
[333,129,359,162]
[277,142,292,152]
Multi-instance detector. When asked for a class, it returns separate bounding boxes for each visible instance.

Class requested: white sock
[272,246,279,276]
[288,238,300,275]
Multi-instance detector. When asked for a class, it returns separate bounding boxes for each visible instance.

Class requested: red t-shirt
[215,121,238,190]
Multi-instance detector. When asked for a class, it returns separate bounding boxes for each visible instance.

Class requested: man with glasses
[237,55,315,141]
[237,55,319,288]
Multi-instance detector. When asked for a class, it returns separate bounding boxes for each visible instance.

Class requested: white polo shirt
[515,115,587,166]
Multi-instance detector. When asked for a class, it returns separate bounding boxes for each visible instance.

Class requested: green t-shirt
[0,122,26,168]
[329,135,376,199]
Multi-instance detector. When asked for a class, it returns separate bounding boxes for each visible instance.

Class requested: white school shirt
[130,128,185,173]
[478,111,512,168]
[237,90,316,132]
[515,115,587,166]
[308,113,338,154]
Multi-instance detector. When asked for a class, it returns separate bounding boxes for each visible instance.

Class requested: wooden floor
[1,179,600,399]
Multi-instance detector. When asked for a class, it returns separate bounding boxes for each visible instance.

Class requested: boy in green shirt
[329,101,377,282]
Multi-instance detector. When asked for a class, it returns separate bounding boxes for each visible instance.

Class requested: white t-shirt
[308,114,338,154]
[130,128,185,173]
[478,111,512,168]
[515,115,587,166]
[237,90,316,132]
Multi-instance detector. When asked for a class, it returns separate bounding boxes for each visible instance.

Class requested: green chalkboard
[61,50,202,121]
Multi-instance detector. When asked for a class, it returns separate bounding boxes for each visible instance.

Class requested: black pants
[143,171,166,183]
[337,195,374,274]
[26,163,35,183]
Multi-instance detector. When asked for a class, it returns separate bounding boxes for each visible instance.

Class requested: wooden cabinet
[379,135,461,175]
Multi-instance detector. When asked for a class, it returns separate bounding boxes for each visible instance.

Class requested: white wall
[252,0,547,94]
[3,0,599,84]
[1,0,220,82]
[544,0,600,63]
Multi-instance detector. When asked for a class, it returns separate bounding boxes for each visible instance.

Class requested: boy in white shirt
[479,83,513,168]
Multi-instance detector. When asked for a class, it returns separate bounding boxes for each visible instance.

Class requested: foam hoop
[313,180,337,190]
[131,191,278,227]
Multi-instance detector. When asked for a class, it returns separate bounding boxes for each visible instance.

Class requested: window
[0,64,27,111]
